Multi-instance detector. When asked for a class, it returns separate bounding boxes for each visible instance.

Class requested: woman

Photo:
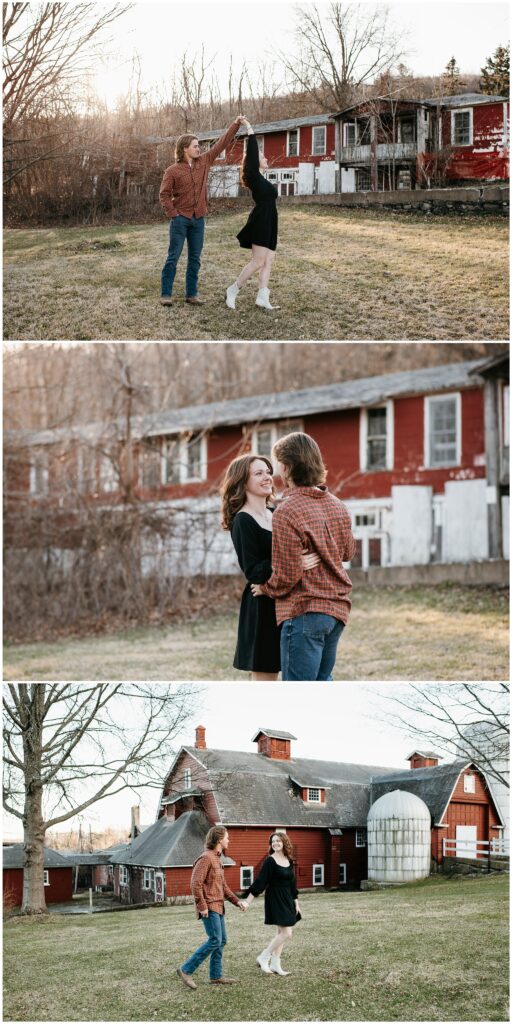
[220,454,318,680]
[225,116,278,311]
[240,832,300,976]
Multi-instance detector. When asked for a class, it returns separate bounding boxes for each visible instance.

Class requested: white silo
[367,789,431,884]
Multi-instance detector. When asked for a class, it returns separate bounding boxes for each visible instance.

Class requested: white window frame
[287,128,300,157]
[43,870,50,886]
[143,868,155,891]
[451,108,473,147]
[251,418,304,461]
[502,383,509,448]
[359,401,394,472]
[463,773,476,793]
[312,864,324,886]
[424,392,462,468]
[183,767,192,790]
[343,122,356,146]
[240,866,254,888]
[312,125,326,155]
[339,863,347,885]
[355,829,367,848]
[29,450,49,497]
[119,865,128,885]
[307,787,321,803]
[146,433,208,486]
[98,453,118,493]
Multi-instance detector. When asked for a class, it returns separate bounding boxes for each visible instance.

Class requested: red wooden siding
[214,124,336,169]
[3,867,73,906]
[160,749,220,824]
[441,101,509,181]
[257,734,291,760]
[431,767,502,862]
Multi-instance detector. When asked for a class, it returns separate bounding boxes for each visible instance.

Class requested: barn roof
[7,358,487,449]
[2,844,72,869]
[113,810,217,868]
[252,728,297,741]
[180,747,398,828]
[60,852,113,865]
[423,93,508,107]
[370,760,504,826]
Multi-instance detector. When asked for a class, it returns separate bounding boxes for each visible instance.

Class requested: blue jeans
[181,911,227,980]
[280,613,345,680]
[161,215,205,298]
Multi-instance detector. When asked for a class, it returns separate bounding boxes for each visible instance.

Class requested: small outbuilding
[3,844,74,907]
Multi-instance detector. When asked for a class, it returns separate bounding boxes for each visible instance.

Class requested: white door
[298,162,315,195]
[154,871,165,902]
[455,825,478,857]
[317,160,336,193]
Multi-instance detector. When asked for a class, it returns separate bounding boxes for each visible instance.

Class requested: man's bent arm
[206,120,240,165]
[259,515,303,598]
[190,857,209,914]
[159,167,178,219]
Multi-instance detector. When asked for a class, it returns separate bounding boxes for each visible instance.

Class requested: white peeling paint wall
[391,486,433,565]
[443,479,488,562]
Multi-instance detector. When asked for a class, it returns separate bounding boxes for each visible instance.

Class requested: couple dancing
[159,115,278,310]
[221,431,356,681]
[177,826,300,988]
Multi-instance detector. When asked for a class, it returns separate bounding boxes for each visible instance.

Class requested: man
[252,432,356,681]
[159,115,244,306]
[177,825,246,989]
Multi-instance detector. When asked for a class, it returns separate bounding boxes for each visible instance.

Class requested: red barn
[6,356,509,569]
[332,93,509,191]
[3,844,74,908]
[109,726,505,903]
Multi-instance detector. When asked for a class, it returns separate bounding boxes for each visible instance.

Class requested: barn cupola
[252,728,297,760]
[407,750,441,770]
[195,725,207,750]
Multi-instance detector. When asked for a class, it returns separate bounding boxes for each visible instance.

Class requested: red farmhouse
[3,844,73,908]
[109,726,505,904]
[9,355,508,570]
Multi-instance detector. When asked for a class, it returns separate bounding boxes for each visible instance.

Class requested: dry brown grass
[4,584,508,681]
[3,206,509,340]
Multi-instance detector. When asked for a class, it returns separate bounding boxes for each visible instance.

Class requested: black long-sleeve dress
[248,855,299,926]
[237,134,278,251]
[230,510,280,673]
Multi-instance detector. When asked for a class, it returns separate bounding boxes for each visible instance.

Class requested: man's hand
[200,909,209,917]
[238,901,247,912]
[251,584,263,597]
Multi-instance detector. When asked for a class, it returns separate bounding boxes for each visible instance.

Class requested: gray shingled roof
[3,844,72,869]
[7,359,486,450]
[114,810,211,868]
[182,747,399,829]
[60,852,113,865]
[423,93,507,107]
[370,760,489,825]
[252,728,298,741]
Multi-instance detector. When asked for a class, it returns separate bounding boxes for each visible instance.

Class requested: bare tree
[3,683,201,913]
[376,684,509,789]
[278,3,407,112]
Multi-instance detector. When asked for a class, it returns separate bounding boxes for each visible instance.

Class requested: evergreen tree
[441,57,465,95]
[480,45,510,96]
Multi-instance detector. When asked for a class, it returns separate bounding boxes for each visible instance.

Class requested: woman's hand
[238,115,251,128]
[302,548,320,571]
[251,583,263,597]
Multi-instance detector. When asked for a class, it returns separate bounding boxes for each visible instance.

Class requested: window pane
[140,439,161,489]
[312,127,326,154]
[186,434,202,479]
[454,111,470,144]
[345,124,356,145]
[163,438,180,483]
[368,438,387,469]
[368,408,387,437]
[288,130,298,156]
[429,398,457,465]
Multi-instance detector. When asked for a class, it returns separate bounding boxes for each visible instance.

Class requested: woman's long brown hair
[220,454,275,530]
[268,831,294,860]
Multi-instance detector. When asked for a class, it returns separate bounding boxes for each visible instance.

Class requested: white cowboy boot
[225,282,239,309]
[270,954,289,976]
[255,287,277,310]
[256,950,273,974]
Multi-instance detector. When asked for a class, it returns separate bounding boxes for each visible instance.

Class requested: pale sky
[2,682,486,839]
[89,0,510,109]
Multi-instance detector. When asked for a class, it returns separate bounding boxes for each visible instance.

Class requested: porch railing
[339,142,418,164]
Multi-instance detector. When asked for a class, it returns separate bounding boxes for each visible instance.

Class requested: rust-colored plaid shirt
[260,485,356,626]
[159,121,240,219]
[190,849,240,919]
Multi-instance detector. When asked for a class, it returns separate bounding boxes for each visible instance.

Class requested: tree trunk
[21,686,48,914]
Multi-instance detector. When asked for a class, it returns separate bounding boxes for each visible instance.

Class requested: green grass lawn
[3,585,509,681]
[3,877,509,1021]
[3,206,509,340]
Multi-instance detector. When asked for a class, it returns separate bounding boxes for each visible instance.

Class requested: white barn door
[455,825,478,857]
[298,162,315,195]
[316,160,336,193]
